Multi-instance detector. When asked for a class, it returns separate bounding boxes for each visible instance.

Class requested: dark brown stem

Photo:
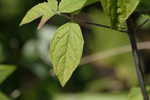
[59,14,127,33]
[127,17,149,100]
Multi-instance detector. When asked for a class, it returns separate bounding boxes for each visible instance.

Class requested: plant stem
[85,22,127,33]
[59,14,127,33]
[127,18,149,100]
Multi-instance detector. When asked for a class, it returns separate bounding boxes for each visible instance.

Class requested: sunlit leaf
[48,0,58,11]
[59,0,87,13]
[50,22,84,86]
[20,2,56,27]
[0,65,16,84]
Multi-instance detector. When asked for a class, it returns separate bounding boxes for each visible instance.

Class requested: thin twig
[127,18,149,100]
[136,19,150,30]
[59,14,127,33]
[85,22,127,33]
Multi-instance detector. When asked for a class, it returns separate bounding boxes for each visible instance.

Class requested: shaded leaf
[50,22,84,86]
[100,0,140,29]
[0,65,16,84]
[142,14,150,19]
[0,92,10,100]
[84,0,99,6]
[59,0,87,13]
[138,0,150,12]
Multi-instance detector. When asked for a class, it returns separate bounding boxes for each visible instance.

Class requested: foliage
[50,22,84,86]
[21,0,150,86]
[0,92,10,100]
[100,0,140,28]
[0,0,150,100]
[128,87,150,100]
[20,0,148,86]
[0,65,16,100]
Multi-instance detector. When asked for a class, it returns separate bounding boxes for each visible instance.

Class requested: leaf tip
[59,78,68,87]
[19,22,24,27]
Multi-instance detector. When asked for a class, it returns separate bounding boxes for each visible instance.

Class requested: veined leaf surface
[20,1,57,27]
[50,22,84,86]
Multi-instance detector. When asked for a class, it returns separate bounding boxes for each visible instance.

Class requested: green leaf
[84,0,99,6]
[50,22,84,86]
[48,0,58,11]
[0,65,16,84]
[100,0,140,28]
[0,92,10,100]
[128,88,143,100]
[138,0,150,12]
[59,0,87,13]
[142,14,150,19]
[20,2,56,26]
[128,87,150,100]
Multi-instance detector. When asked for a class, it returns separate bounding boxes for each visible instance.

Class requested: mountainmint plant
[20,0,150,100]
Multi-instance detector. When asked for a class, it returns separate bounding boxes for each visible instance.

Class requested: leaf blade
[48,0,58,11]
[0,65,16,84]
[50,22,84,86]
[100,0,140,28]
[59,0,87,13]
[0,92,10,100]
[20,2,55,26]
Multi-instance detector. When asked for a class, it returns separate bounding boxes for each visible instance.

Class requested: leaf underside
[50,22,84,86]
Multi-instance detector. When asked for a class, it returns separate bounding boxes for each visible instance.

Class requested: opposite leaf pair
[20,0,88,29]
[20,0,143,86]
[20,0,86,86]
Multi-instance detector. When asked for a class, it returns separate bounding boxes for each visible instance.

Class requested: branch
[59,14,127,33]
[127,17,149,100]
[85,22,127,33]
[136,19,150,30]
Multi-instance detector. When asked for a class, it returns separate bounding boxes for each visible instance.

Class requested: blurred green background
[0,0,150,100]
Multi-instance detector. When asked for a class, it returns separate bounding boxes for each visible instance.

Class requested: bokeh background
[0,0,150,100]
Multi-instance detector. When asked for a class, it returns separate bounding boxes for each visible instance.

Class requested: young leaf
[59,0,87,13]
[20,2,56,27]
[50,22,84,86]
[0,65,16,84]
[100,0,140,28]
